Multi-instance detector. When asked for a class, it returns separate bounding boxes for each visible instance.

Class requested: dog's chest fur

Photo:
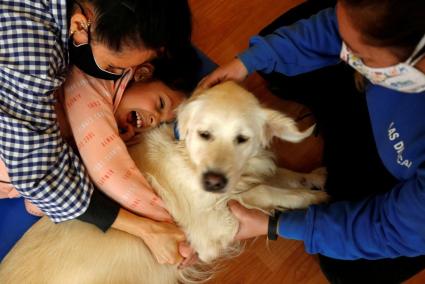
[128,124,276,261]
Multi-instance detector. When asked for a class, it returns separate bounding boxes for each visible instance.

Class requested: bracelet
[267,211,281,240]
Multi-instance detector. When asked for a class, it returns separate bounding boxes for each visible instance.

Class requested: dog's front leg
[235,184,329,212]
[188,209,239,263]
[265,167,327,191]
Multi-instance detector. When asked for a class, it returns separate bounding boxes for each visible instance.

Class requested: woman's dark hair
[339,0,425,59]
[76,0,200,91]
[90,0,190,51]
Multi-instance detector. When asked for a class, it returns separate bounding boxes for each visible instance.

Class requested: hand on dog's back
[198,58,249,89]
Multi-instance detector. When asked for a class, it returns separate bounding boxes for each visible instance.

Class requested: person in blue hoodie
[200,0,425,282]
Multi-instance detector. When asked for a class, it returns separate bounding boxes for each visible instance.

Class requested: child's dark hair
[74,0,200,92]
[339,0,425,59]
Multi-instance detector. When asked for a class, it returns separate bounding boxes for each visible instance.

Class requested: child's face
[336,2,400,68]
[115,81,185,137]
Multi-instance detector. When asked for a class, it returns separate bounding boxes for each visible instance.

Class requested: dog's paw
[197,243,221,263]
[304,167,327,191]
[311,166,327,177]
[309,190,330,204]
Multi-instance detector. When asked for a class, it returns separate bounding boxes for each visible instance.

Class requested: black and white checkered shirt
[0,0,93,222]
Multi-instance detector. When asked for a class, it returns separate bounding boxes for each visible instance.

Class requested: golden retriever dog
[0,82,328,283]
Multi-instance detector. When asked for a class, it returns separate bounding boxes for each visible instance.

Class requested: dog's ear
[177,86,209,139]
[262,109,315,147]
[176,99,201,140]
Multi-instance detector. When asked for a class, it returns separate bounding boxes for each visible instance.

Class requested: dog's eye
[198,130,212,140]
[235,135,249,144]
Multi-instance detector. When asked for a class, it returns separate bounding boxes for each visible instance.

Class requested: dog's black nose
[202,171,228,192]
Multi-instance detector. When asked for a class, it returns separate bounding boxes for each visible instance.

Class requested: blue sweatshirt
[238,7,425,260]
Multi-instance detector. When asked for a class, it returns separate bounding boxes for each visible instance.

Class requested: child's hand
[198,58,249,89]
[112,208,185,264]
[119,124,136,142]
[140,219,187,265]
[228,200,268,240]
[178,242,199,268]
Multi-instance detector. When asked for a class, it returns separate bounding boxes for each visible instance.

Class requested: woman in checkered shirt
[0,0,201,265]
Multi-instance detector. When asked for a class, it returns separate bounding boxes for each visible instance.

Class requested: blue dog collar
[173,120,180,140]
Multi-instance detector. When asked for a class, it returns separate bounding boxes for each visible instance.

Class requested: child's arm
[63,67,171,222]
[200,7,341,88]
[78,187,185,264]
[238,7,341,76]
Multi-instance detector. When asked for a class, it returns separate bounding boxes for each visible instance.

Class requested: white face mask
[340,34,425,93]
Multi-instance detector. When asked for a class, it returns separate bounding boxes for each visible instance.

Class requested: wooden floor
[189,0,425,283]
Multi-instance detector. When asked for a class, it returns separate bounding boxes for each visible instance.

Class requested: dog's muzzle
[202,171,228,192]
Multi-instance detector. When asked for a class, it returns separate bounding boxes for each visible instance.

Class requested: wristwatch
[268,211,281,240]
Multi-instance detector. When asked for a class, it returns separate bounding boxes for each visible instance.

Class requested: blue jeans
[0,198,40,260]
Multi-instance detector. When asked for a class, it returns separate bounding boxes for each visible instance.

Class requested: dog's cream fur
[0,82,328,283]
